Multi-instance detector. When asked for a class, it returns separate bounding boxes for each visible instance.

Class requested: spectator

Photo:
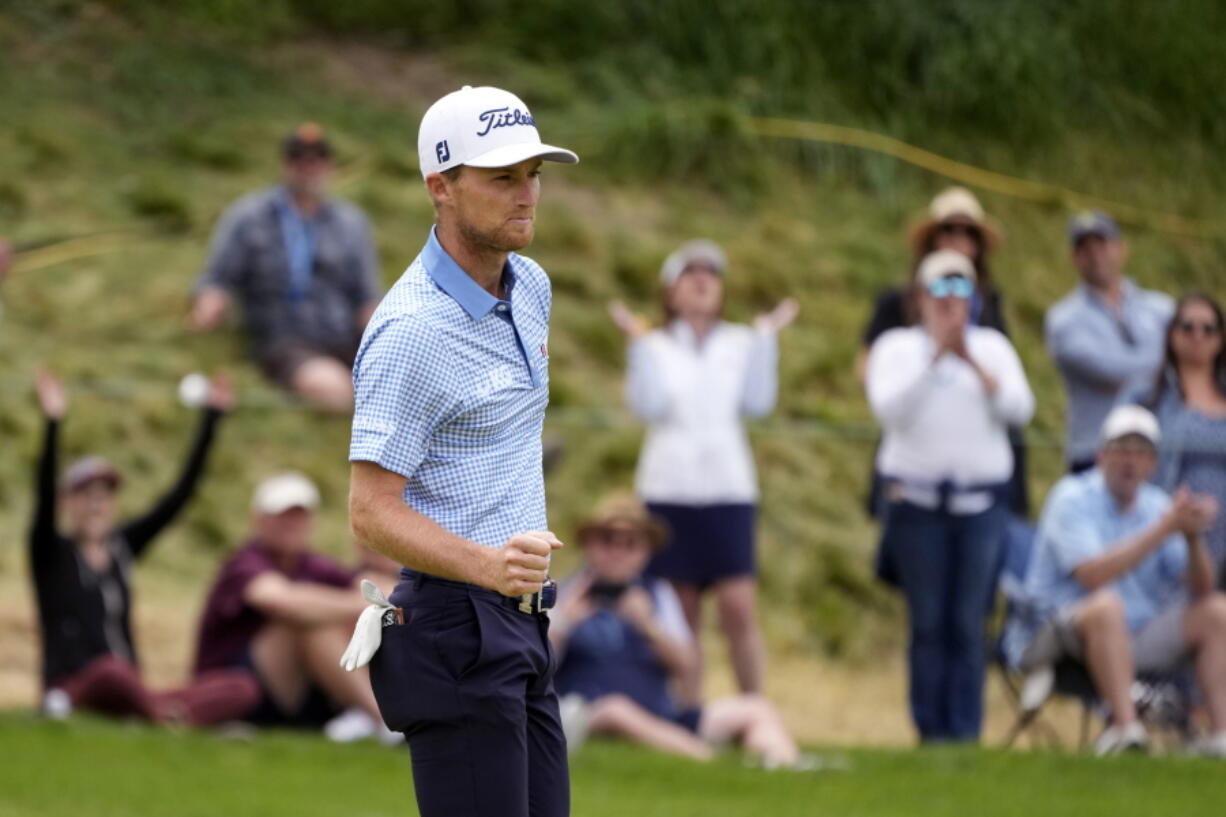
[550,495,803,768]
[1046,212,1173,473]
[866,249,1035,743]
[1129,293,1226,583]
[29,368,257,726]
[191,123,381,413]
[1004,406,1226,756]
[858,187,1029,518]
[608,238,798,703]
[192,472,394,743]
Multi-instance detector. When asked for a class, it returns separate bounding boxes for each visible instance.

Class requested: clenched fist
[482,531,564,597]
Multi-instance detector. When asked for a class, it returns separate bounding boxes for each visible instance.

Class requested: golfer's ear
[425,172,451,208]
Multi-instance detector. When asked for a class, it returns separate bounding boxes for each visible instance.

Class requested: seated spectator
[190,123,381,413]
[193,472,394,743]
[1004,406,1226,756]
[1128,292,1226,584]
[550,495,803,768]
[866,249,1035,743]
[30,368,257,725]
[1046,212,1173,473]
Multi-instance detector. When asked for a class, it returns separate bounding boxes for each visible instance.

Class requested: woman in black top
[857,187,1029,521]
[30,368,257,725]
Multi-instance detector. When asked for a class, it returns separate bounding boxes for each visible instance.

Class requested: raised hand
[486,530,564,597]
[34,366,68,420]
[753,297,800,333]
[608,299,649,339]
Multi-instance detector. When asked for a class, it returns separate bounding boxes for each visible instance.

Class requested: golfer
[348,85,577,817]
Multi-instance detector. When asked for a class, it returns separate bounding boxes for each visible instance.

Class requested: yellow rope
[749,116,1218,239]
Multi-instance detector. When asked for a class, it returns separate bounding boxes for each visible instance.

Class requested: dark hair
[902,225,992,325]
[1146,291,1226,408]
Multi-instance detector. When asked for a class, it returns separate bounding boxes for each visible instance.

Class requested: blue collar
[422,227,513,321]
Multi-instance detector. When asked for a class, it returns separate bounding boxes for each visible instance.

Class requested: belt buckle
[518,578,557,614]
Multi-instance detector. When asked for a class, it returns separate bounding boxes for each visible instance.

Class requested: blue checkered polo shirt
[349,227,550,548]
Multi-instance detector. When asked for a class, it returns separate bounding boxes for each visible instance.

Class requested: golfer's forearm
[1074,521,1172,590]
[351,492,492,588]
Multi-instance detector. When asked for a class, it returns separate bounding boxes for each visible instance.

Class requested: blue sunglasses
[926,276,974,299]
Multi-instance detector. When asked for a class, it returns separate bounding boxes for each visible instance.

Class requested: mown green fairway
[1,713,1222,817]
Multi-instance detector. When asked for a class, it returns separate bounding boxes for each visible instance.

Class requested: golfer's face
[449,159,542,252]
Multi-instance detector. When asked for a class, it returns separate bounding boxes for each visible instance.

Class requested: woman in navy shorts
[608,238,797,702]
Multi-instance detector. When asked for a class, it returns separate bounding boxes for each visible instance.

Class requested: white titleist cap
[1100,405,1161,447]
[659,239,727,287]
[916,248,977,287]
[253,472,320,515]
[417,85,579,179]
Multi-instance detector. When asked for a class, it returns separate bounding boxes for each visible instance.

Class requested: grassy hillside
[1,0,1224,673]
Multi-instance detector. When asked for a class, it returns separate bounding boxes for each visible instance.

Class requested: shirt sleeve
[1046,488,1107,578]
[624,334,671,423]
[195,200,250,293]
[865,331,940,430]
[980,332,1035,427]
[1044,310,1163,391]
[740,329,779,419]
[349,313,461,478]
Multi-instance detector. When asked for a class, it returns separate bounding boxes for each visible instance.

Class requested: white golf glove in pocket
[339,580,395,672]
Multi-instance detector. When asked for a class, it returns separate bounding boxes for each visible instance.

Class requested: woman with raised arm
[609,239,798,704]
[29,368,258,725]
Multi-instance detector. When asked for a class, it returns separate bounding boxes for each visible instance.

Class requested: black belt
[398,569,557,617]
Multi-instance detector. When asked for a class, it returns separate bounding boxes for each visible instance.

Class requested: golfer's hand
[488,531,564,597]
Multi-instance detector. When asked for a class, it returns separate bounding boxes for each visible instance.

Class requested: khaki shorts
[1020,601,1189,674]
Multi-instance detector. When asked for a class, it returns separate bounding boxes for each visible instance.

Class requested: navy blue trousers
[370,575,569,817]
[882,500,1004,742]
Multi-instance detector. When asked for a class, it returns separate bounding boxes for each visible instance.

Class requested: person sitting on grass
[550,494,805,769]
[30,367,259,726]
[1005,406,1226,756]
[192,472,396,743]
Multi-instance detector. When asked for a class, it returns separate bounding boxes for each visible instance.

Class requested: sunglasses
[937,223,982,240]
[926,276,974,299]
[1176,320,1220,337]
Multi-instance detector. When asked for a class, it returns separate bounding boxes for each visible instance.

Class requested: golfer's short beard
[458,218,533,254]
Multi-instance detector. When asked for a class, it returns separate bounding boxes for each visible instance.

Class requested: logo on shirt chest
[475,365,517,399]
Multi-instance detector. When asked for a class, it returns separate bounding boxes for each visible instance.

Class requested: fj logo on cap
[435,140,450,163]
[476,107,536,137]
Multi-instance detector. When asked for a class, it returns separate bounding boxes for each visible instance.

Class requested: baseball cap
[252,472,320,515]
[659,239,727,287]
[283,122,333,160]
[916,249,977,287]
[1100,405,1161,448]
[417,85,578,179]
[61,456,122,493]
[1068,211,1121,246]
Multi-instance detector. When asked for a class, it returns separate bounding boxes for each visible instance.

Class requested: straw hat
[908,187,1003,255]
[576,493,670,550]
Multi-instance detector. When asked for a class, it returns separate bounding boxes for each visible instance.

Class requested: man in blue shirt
[1045,212,1173,472]
[347,86,577,817]
[1006,406,1226,756]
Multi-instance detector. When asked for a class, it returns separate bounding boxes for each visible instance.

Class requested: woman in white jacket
[866,249,1034,743]
[609,239,797,701]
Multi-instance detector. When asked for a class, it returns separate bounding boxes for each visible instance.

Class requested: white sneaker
[1094,721,1149,756]
[324,708,378,743]
[1188,732,1226,759]
[558,694,592,755]
[42,688,73,721]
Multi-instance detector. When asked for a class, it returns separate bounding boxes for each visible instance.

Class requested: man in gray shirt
[191,124,381,412]
[1045,212,1173,472]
